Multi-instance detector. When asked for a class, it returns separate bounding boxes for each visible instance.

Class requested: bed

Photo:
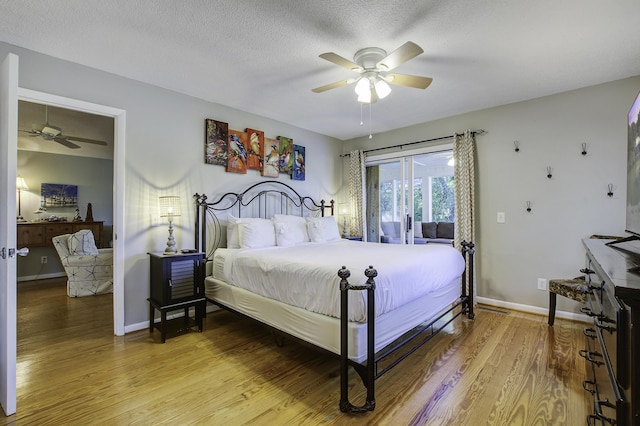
[194,181,475,413]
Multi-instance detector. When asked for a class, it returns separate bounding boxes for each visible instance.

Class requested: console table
[17,221,104,249]
[582,238,640,425]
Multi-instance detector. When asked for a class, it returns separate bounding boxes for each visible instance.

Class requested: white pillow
[305,216,341,243]
[68,229,99,255]
[237,218,276,248]
[226,214,241,249]
[272,214,310,247]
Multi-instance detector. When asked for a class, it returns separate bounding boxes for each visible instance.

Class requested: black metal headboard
[194,180,334,260]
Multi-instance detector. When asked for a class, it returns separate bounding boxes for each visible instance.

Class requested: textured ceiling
[2,0,640,141]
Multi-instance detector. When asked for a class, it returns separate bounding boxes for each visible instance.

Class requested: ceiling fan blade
[319,52,362,72]
[53,137,81,149]
[62,135,108,146]
[312,78,356,93]
[386,73,433,89]
[376,41,424,71]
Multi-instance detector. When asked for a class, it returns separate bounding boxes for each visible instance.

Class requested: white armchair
[52,230,113,297]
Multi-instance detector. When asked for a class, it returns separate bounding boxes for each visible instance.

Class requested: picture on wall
[262,137,280,178]
[245,128,264,171]
[41,183,78,208]
[278,136,294,176]
[227,129,249,174]
[292,144,305,181]
[205,118,229,166]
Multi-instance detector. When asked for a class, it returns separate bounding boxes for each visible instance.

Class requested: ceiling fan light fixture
[357,89,372,104]
[354,77,370,96]
[374,78,391,99]
[42,125,61,137]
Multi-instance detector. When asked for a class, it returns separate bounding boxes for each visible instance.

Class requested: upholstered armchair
[52,230,113,297]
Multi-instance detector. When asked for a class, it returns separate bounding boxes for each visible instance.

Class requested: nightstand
[147,252,206,343]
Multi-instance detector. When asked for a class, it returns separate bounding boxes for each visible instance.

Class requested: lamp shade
[16,176,29,191]
[159,196,181,218]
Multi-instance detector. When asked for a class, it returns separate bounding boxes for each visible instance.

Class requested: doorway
[17,88,125,336]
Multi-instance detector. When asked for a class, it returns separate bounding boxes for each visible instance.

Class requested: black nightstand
[147,252,206,343]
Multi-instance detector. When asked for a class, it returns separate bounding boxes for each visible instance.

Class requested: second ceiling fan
[19,105,108,149]
[312,41,433,103]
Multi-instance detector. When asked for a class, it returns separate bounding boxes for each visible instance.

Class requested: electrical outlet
[537,278,547,291]
[497,212,506,223]
[40,256,47,264]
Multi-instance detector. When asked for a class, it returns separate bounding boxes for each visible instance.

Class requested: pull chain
[369,103,372,139]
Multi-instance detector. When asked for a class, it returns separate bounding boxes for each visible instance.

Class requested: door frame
[18,88,126,336]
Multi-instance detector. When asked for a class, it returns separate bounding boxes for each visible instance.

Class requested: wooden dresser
[582,238,640,425]
[17,221,104,249]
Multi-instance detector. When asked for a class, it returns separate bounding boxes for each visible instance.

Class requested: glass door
[367,149,454,245]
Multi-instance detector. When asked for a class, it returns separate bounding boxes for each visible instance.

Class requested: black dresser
[582,238,640,425]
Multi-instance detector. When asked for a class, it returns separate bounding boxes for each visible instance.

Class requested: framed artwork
[226,129,249,174]
[205,119,228,166]
[41,183,78,208]
[245,128,264,171]
[278,136,294,176]
[262,137,280,178]
[292,144,305,181]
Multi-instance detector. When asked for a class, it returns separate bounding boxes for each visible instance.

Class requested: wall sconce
[159,196,181,254]
[581,143,588,156]
[513,141,520,152]
[607,184,614,197]
[16,176,29,222]
[526,201,532,213]
[546,167,553,179]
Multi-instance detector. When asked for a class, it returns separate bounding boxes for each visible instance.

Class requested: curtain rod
[340,129,486,157]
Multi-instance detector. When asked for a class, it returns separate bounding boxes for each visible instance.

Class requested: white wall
[344,76,640,316]
[1,42,342,327]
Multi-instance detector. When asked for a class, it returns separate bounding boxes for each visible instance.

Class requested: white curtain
[348,150,366,239]
[453,130,476,249]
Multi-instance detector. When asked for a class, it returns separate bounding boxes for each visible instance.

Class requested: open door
[0,53,19,416]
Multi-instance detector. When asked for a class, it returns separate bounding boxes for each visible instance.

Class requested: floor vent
[477,306,510,315]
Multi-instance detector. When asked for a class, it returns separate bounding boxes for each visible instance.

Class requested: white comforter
[213,239,465,322]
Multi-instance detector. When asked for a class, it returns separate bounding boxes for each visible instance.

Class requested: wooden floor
[3,278,590,425]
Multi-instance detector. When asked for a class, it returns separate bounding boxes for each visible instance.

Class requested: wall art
[278,136,294,176]
[205,118,228,166]
[292,144,305,181]
[227,129,249,174]
[262,137,280,178]
[41,183,78,208]
[245,128,264,171]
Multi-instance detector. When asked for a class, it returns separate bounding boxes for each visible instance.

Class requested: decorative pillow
[306,216,341,243]
[272,214,310,247]
[226,214,241,249]
[68,229,99,256]
[237,218,276,249]
[422,222,437,239]
[413,221,423,238]
[437,222,455,239]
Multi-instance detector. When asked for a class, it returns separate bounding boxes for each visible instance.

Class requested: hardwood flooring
[4,278,590,425]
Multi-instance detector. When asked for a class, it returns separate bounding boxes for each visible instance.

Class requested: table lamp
[159,196,181,254]
[16,176,29,222]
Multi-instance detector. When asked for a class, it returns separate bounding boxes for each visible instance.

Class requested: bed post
[338,265,377,413]
[461,241,475,320]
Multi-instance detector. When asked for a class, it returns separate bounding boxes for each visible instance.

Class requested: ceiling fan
[18,105,108,149]
[312,41,433,103]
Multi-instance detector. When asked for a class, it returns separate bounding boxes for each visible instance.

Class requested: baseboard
[17,272,66,282]
[476,296,590,323]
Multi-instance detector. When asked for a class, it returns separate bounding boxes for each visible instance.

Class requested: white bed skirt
[205,276,461,363]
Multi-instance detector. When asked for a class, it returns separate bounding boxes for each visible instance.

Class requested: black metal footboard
[337,240,475,413]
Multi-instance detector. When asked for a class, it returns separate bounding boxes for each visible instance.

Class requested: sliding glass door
[366,149,454,244]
